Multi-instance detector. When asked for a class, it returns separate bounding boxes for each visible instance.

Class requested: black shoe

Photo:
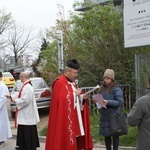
[0,141,4,148]
[15,146,20,150]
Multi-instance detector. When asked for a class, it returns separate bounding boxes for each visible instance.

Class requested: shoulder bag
[109,111,128,136]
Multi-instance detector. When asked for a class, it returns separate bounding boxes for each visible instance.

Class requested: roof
[74,0,122,11]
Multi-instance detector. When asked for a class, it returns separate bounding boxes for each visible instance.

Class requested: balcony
[74,0,122,11]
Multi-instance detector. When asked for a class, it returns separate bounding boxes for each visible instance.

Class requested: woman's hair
[98,79,118,94]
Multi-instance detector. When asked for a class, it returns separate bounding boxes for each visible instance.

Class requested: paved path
[4,103,135,150]
[0,136,106,150]
[0,137,136,150]
[0,137,45,150]
[0,120,136,150]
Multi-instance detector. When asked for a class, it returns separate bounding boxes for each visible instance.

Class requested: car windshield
[13,78,48,91]
[13,68,22,72]
[25,68,32,71]
[3,73,13,77]
[31,79,47,89]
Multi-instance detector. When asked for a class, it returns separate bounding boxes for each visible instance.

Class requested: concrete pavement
[0,136,45,150]
[1,136,136,150]
[0,120,46,150]
[3,102,136,150]
[1,120,136,150]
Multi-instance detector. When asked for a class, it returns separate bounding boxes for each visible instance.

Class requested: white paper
[92,94,106,109]
[83,85,100,95]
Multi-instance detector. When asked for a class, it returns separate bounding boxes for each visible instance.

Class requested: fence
[135,54,150,99]
[81,84,131,113]
[80,54,150,111]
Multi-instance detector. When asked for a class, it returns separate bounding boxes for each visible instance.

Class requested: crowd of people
[1,59,150,150]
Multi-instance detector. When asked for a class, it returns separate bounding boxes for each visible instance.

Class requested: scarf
[14,80,31,128]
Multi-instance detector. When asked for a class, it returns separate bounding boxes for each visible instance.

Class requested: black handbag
[109,112,128,136]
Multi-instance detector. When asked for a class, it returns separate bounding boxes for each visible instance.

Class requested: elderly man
[7,72,40,150]
[45,59,93,150]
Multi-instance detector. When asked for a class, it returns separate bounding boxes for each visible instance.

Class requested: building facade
[74,0,122,11]
[0,54,34,69]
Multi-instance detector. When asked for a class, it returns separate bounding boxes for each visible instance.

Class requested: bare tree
[7,23,36,65]
[0,9,13,50]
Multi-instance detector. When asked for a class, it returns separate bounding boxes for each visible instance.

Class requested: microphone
[75,79,79,88]
[75,79,86,105]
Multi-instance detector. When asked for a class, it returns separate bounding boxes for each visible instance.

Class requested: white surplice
[0,81,12,142]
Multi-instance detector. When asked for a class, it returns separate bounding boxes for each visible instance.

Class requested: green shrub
[40,111,137,147]
[120,126,137,146]
[90,112,137,147]
[39,126,47,136]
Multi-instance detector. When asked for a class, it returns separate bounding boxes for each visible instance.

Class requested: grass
[39,110,137,147]
[39,126,47,136]
[120,126,137,147]
[90,110,137,147]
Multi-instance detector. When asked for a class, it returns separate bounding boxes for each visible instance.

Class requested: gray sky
[0,0,77,59]
[0,0,75,30]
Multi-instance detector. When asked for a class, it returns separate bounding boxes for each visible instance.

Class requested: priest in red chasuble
[45,59,93,150]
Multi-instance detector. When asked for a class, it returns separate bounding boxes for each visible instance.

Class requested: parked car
[3,67,24,80]
[10,77,51,118]
[2,72,15,91]
[10,67,24,80]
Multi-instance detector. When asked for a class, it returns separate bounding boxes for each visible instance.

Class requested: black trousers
[105,136,119,150]
[16,125,40,150]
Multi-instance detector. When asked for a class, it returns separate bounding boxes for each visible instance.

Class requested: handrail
[81,85,131,111]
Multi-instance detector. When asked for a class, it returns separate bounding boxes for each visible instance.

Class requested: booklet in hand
[92,94,107,109]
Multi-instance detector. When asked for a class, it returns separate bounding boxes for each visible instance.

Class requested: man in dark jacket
[127,88,150,150]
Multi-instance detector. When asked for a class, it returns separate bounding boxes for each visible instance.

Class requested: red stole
[76,99,93,150]
[14,80,30,128]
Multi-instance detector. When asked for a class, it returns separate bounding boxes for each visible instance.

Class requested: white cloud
[0,0,75,59]
[0,0,75,30]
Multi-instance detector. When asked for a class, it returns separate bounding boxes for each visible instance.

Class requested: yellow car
[2,72,15,90]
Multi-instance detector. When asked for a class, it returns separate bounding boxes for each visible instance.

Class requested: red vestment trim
[14,80,31,128]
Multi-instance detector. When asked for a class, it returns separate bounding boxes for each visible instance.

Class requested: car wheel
[11,111,15,118]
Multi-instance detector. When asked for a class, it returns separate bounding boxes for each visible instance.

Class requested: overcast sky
[0,0,75,30]
[0,0,77,59]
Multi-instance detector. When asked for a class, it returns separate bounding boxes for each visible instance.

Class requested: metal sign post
[57,31,63,74]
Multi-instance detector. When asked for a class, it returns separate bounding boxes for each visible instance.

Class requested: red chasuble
[45,75,93,150]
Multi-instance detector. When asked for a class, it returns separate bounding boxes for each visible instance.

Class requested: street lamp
[57,30,64,74]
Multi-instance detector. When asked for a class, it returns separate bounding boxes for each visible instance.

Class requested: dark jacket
[127,93,150,150]
[99,85,123,137]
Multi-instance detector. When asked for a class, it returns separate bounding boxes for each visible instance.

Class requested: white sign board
[123,0,150,48]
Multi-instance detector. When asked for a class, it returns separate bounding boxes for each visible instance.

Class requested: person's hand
[92,99,97,103]
[83,94,89,99]
[103,99,108,105]
[5,95,11,99]
[5,95,14,102]
[75,88,82,96]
